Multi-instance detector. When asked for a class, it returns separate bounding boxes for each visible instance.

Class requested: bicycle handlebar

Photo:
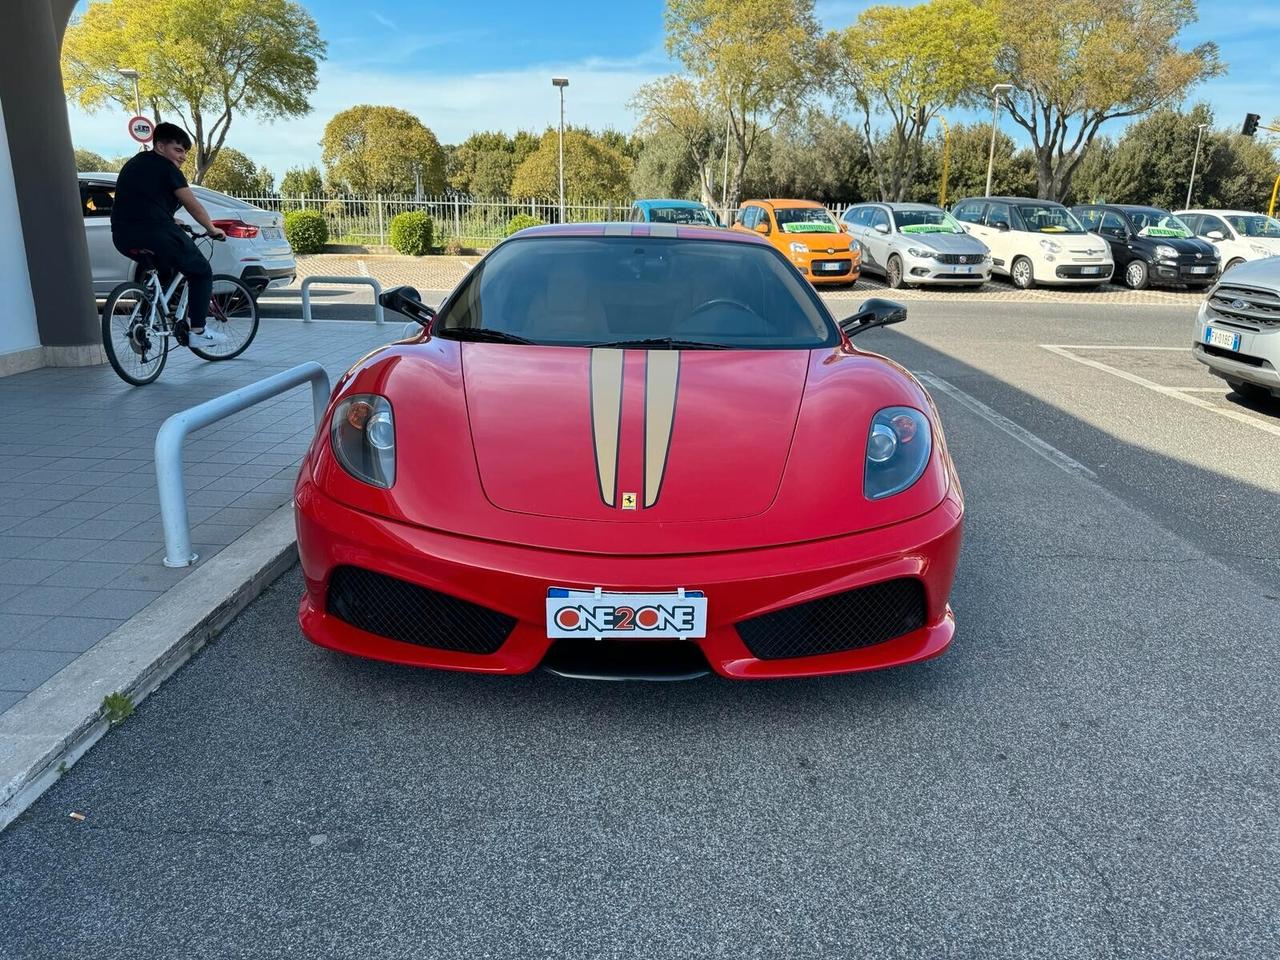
[179,223,225,241]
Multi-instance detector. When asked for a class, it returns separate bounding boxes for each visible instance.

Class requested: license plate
[1205,327,1240,351]
[954,265,973,274]
[262,227,282,240]
[818,262,843,272]
[1191,266,1211,274]
[1081,266,1101,275]
[546,587,707,639]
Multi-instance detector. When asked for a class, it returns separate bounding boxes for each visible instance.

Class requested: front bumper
[793,251,860,285]
[902,255,990,284]
[1151,258,1219,285]
[1048,261,1113,283]
[295,475,964,680]
[1195,305,1280,395]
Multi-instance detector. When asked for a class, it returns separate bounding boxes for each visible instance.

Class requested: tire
[885,254,904,289]
[1224,258,1246,273]
[1010,256,1034,289]
[102,281,168,386]
[189,275,260,361]
[1124,260,1150,290]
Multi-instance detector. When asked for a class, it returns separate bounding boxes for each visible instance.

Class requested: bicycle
[101,225,260,386]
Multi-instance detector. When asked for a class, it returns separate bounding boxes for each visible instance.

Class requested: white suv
[79,173,296,297]
[1176,209,1280,273]
[951,196,1113,289]
[1194,256,1280,400]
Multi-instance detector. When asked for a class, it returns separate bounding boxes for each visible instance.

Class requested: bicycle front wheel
[191,275,260,361]
[102,281,168,385]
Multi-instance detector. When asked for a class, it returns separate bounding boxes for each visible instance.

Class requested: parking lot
[1,291,1276,958]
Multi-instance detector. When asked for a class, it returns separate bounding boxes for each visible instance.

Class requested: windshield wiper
[585,337,728,350]
[442,328,533,344]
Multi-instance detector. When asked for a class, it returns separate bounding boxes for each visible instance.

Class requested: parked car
[950,196,1113,289]
[79,172,296,298]
[1175,209,1280,272]
[1072,204,1219,290]
[629,199,721,226]
[731,199,860,286]
[1193,255,1280,401]
[840,202,990,288]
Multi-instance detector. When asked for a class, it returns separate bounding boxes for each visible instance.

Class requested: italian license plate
[546,587,708,639]
[1191,266,1211,274]
[955,265,973,274]
[1081,266,1101,275]
[262,227,282,240]
[1205,327,1240,351]
[818,262,843,272]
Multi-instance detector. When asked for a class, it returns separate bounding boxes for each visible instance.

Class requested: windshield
[895,209,965,234]
[774,207,839,234]
[438,236,836,349]
[649,205,717,226]
[1225,214,1280,239]
[1015,204,1086,234]
[1124,208,1193,238]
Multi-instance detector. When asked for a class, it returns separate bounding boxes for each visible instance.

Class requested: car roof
[956,196,1060,205]
[1176,208,1261,217]
[633,198,707,209]
[744,198,825,209]
[79,172,119,180]
[512,222,767,244]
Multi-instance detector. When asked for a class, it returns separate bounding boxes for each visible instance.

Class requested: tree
[664,0,825,212]
[321,106,447,195]
[740,112,873,203]
[448,130,538,197]
[74,148,112,172]
[630,127,703,200]
[510,129,633,204]
[832,0,999,201]
[991,0,1222,200]
[280,165,324,197]
[934,123,1037,203]
[630,75,725,206]
[183,146,273,194]
[62,0,325,184]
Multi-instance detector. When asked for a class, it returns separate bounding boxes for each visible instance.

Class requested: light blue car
[629,199,721,227]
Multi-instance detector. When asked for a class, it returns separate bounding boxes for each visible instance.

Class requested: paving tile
[47,500,115,520]
[5,499,65,519]
[0,585,96,616]
[0,648,81,692]
[61,518,145,541]
[0,558,71,586]
[64,588,161,621]
[15,538,104,562]
[39,560,137,590]
[80,540,161,564]
[105,563,191,592]
[186,523,251,547]
[207,506,274,526]
[0,690,28,712]
[11,616,119,653]
[0,613,51,649]
[3,515,91,539]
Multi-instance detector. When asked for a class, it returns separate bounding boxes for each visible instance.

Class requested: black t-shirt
[111,150,188,230]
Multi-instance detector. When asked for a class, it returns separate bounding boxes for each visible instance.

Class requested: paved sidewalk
[0,319,395,710]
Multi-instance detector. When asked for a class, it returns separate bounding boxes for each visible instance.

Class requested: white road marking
[1047,344,1187,351]
[917,372,1097,480]
[1040,344,1280,439]
[357,260,370,277]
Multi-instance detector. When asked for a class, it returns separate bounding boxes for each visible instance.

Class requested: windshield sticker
[1038,225,1068,233]
[781,221,838,234]
[1138,226,1191,238]
[900,224,950,234]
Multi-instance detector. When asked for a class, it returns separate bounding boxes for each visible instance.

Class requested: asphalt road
[1,300,1277,959]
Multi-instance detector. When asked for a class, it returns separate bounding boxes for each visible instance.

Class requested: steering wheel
[688,298,763,323]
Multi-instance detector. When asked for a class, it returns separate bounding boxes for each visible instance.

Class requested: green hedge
[389,211,434,256]
[283,210,328,254]
[505,213,544,237]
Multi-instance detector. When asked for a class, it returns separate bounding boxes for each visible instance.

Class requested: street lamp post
[119,67,141,116]
[985,83,1015,197]
[552,77,568,223]
[1185,122,1208,210]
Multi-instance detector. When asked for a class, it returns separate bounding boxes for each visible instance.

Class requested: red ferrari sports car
[295,223,963,679]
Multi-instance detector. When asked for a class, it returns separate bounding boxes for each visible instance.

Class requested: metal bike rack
[154,362,331,568]
[300,275,385,325]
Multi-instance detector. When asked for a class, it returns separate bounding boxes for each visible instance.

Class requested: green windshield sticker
[1139,226,1191,238]
[781,221,837,234]
[900,224,952,234]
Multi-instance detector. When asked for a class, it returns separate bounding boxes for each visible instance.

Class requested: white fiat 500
[1194,256,1280,401]
[951,196,1113,289]
[1176,209,1280,273]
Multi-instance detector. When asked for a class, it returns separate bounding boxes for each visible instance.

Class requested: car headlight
[864,407,932,500]
[1039,239,1061,254]
[331,394,395,488]
[1155,244,1179,259]
[789,241,808,254]
[906,247,936,260]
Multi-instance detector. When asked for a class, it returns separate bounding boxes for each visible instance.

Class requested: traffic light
[1243,113,1261,136]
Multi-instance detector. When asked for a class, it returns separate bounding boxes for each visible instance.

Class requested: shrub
[389,211,434,256]
[443,237,466,256]
[283,210,328,254]
[505,213,544,237]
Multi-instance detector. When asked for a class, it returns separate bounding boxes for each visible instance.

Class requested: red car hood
[462,345,809,522]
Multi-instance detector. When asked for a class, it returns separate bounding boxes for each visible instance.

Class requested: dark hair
[152,122,191,149]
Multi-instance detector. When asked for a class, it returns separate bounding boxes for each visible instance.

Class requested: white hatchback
[79,172,296,297]
[1175,209,1280,273]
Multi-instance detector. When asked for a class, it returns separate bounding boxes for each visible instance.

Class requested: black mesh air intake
[736,578,926,660]
[326,566,515,655]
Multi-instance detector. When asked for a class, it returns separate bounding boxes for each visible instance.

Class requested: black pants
[112,224,213,328]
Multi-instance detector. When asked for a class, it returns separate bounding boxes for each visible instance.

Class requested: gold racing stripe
[590,349,624,506]
[644,352,680,508]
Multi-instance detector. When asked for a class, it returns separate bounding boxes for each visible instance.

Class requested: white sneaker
[188,325,228,346]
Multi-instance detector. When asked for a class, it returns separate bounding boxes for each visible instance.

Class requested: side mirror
[873,222,890,234]
[992,221,1010,232]
[839,298,907,338]
[1206,230,1224,241]
[380,285,436,330]
[754,221,770,235]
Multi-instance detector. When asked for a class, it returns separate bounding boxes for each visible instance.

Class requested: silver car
[1194,256,1280,400]
[840,202,991,288]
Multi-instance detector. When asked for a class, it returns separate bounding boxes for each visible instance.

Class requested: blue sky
[69,0,1278,179]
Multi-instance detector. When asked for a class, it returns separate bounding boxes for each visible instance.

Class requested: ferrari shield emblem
[621,492,637,510]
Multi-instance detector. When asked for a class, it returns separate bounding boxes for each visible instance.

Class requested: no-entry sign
[127,115,154,143]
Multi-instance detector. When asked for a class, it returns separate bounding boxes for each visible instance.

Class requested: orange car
[732,199,860,285]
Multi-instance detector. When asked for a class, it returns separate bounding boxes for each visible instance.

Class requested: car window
[1074,207,1102,229]
[1123,208,1193,238]
[983,203,1012,228]
[1014,203,1086,234]
[841,206,865,226]
[774,206,839,234]
[738,206,758,229]
[80,182,115,218]
[649,206,717,226]
[1099,211,1127,236]
[630,206,644,222]
[1179,213,1202,233]
[439,236,838,349]
[1225,214,1280,238]
[893,208,965,234]
[953,201,986,225]
[869,208,891,231]
[1198,215,1229,237]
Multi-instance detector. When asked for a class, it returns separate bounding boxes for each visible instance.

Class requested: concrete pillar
[0,0,101,365]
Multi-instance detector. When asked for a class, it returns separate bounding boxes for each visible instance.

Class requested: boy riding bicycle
[110,122,227,346]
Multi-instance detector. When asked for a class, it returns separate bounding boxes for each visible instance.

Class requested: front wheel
[1224,258,1246,273]
[1010,257,1035,289]
[102,281,168,386]
[190,275,260,361]
[1124,260,1150,290]
[885,254,904,289]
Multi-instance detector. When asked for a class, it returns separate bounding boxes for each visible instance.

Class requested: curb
[0,504,298,833]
